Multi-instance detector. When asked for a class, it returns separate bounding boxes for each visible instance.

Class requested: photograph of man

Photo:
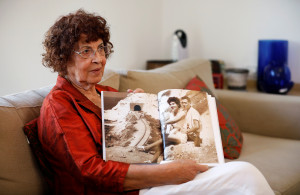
[181,96,202,147]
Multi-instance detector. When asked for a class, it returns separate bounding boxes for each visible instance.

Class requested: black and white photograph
[101,91,163,164]
[158,89,223,165]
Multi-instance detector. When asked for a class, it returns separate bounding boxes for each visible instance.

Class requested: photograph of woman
[164,97,187,144]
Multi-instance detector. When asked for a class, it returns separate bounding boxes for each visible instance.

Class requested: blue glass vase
[257,40,294,94]
[262,61,294,94]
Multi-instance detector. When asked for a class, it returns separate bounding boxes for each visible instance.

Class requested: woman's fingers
[127,88,144,93]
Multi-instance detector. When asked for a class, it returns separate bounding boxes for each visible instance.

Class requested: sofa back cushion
[0,88,51,195]
[0,70,119,195]
[118,58,216,96]
[101,68,120,90]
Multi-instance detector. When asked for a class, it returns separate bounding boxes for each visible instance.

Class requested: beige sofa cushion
[0,89,50,195]
[100,68,120,90]
[227,133,300,195]
[0,70,120,195]
[216,89,300,140]
[118,58,216,95]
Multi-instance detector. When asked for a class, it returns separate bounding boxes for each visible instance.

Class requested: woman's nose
[92,52,104,64]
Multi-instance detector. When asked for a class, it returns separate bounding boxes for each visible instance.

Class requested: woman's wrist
[123,163,172,191]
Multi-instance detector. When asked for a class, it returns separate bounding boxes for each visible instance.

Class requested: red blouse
[37,76,138,195]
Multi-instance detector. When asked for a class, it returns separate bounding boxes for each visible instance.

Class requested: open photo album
[101,89,224,166]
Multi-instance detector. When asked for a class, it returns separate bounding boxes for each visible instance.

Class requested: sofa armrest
[215,89,300,140]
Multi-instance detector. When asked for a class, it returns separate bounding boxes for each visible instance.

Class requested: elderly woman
[28,9,274,195]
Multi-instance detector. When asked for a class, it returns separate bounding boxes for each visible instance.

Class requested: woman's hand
[163,160,208,184]
[127,88,144,93]
[123,159,208,191]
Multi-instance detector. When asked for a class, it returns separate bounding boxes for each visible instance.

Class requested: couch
[1,58,299,195]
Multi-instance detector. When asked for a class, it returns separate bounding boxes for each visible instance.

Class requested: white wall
[161,0,300,80]
[0,0,163,96]
[1,0,299,96]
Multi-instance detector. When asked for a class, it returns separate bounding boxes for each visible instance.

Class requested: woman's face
[169,101,179,112]
[66,35,107,88]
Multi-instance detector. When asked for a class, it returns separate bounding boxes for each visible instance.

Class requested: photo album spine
[101,91,107,161]
[207,94,224,165]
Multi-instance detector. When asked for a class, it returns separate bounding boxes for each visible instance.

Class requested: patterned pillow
[184,75,243,159]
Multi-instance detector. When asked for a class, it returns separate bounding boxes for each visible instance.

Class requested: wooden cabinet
[146,60,175,70]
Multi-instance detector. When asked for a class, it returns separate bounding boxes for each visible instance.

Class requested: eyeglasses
[74,45,112,59]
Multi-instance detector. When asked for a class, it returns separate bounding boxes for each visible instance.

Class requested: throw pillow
[23,118,54,189]
[118,59,216,95]
[184,75,243,159]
